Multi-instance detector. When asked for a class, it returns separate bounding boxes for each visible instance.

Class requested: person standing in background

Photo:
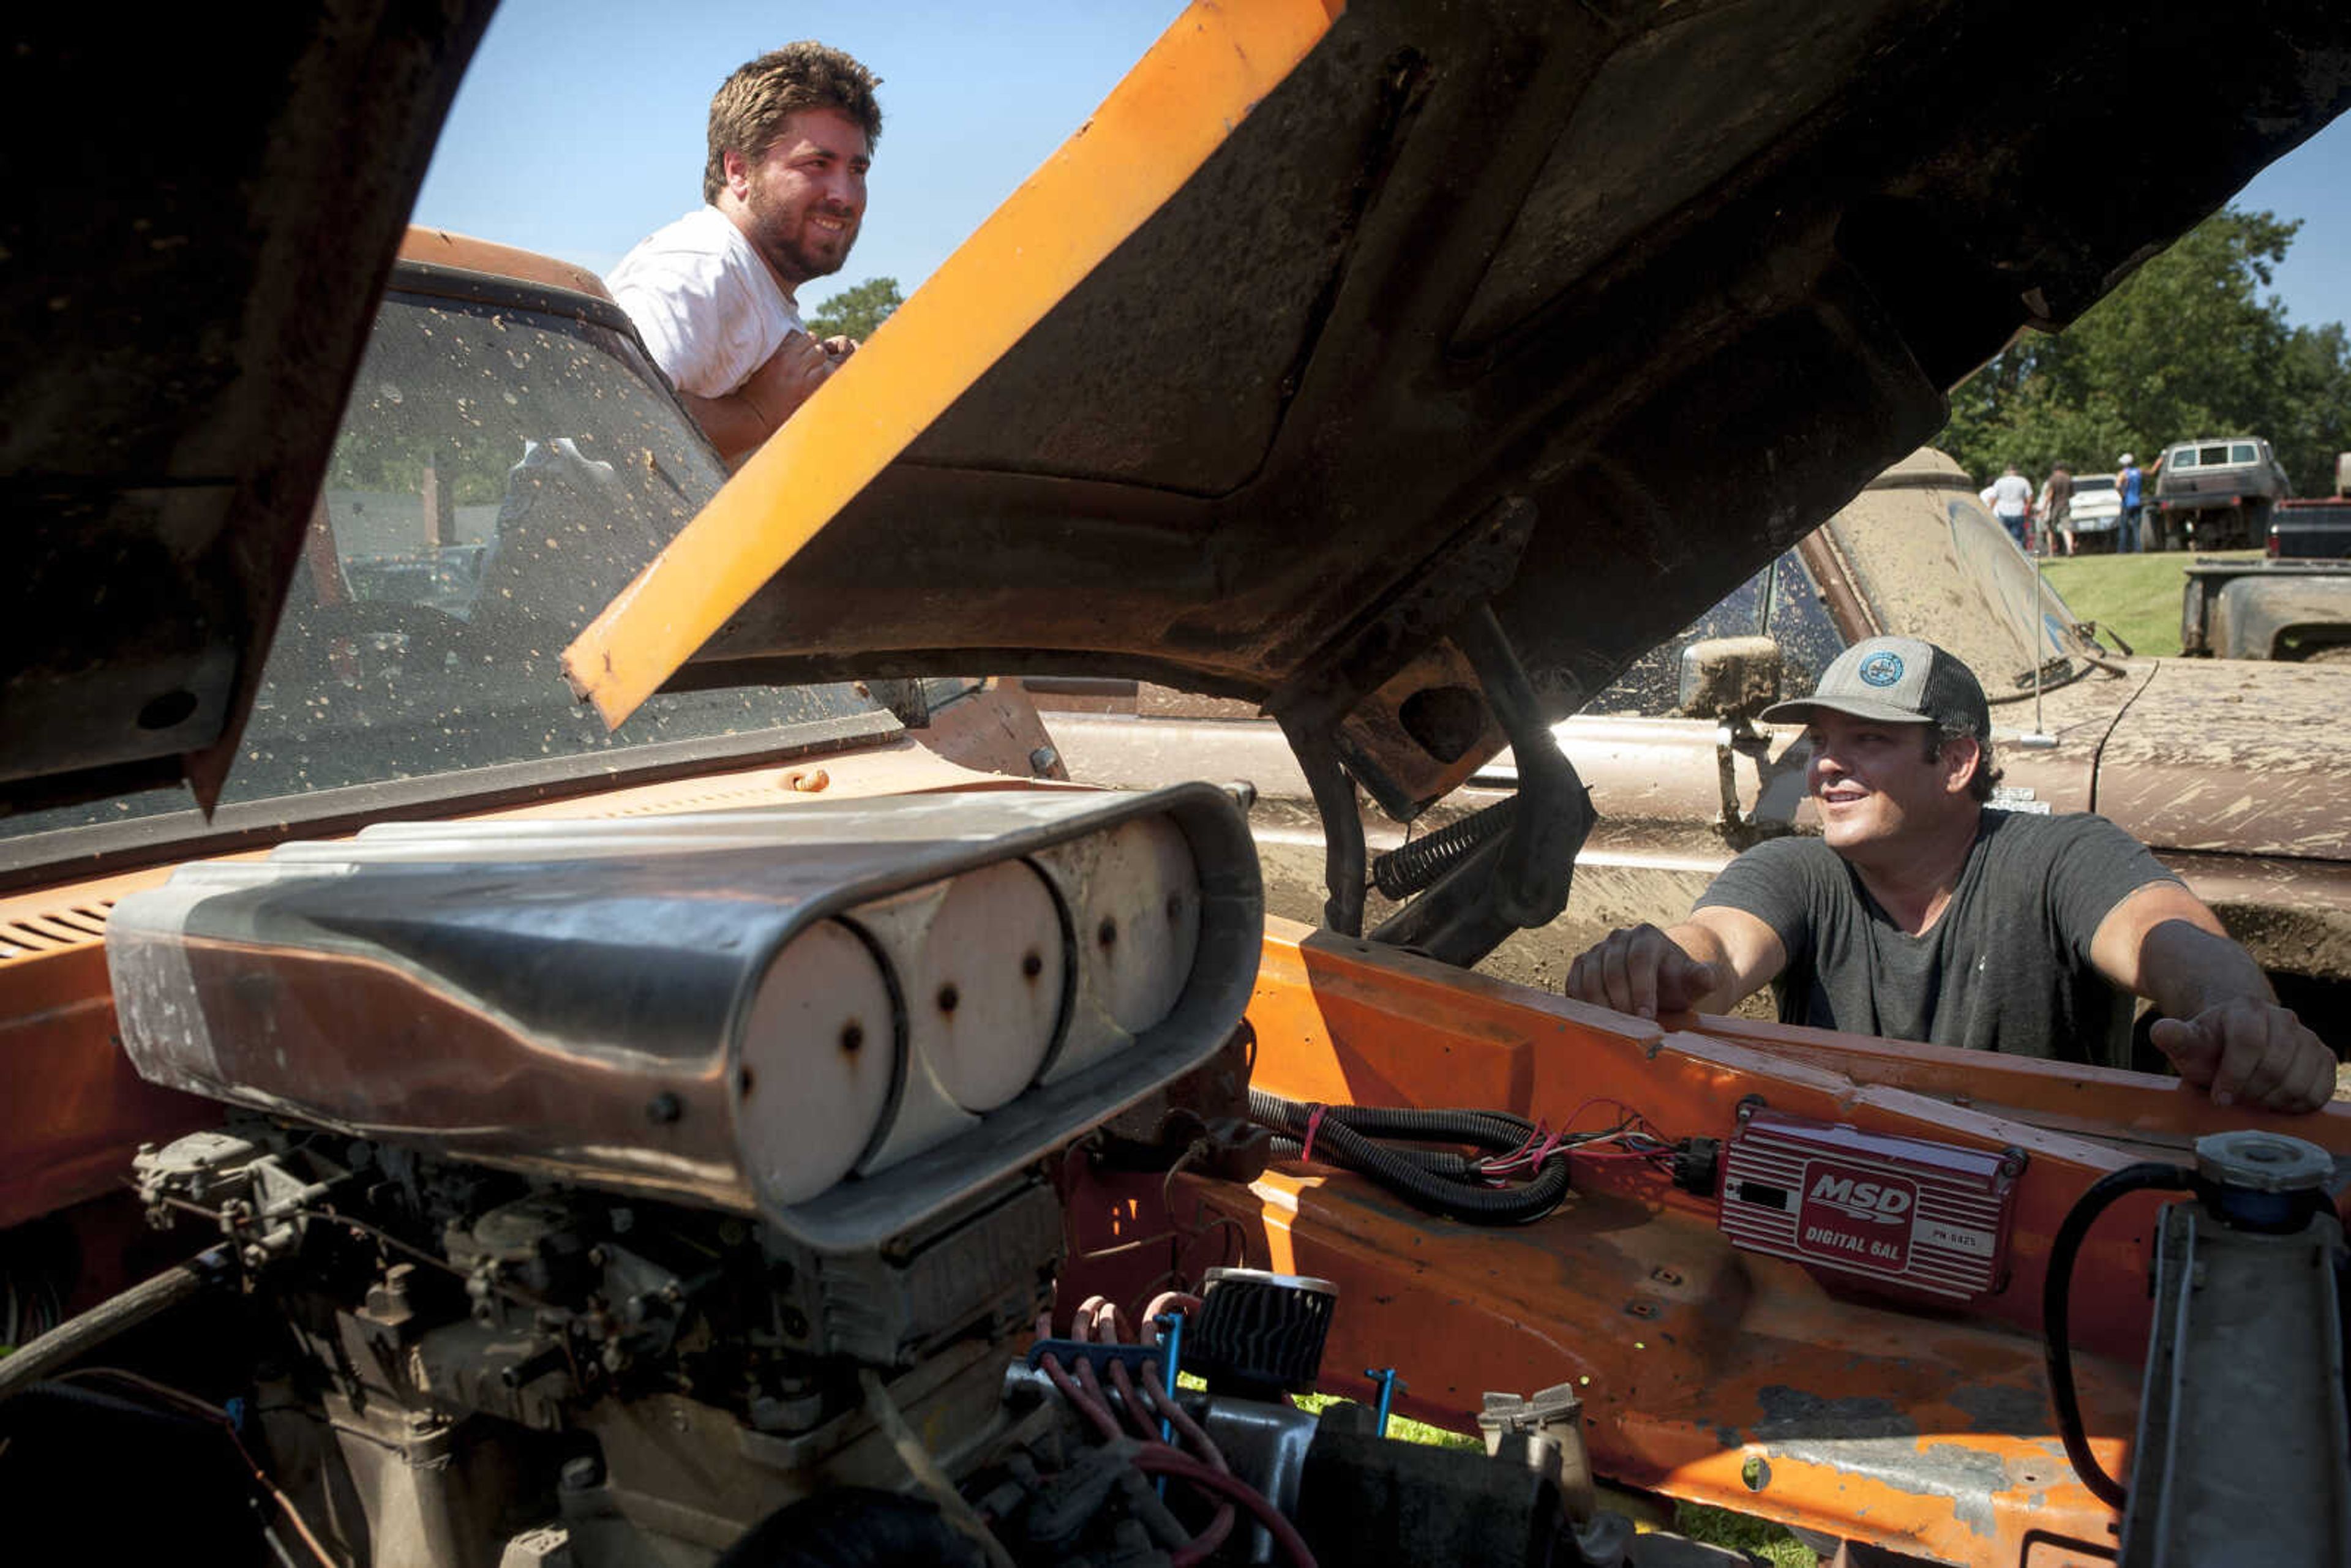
[609,43,882,466]
[1980,463,2033,550]
[2116,452,2146,552]
[2038,463,2075,557]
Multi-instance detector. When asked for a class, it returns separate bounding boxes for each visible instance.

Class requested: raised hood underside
[606,0,2351,816]
[10,0,2351,819]
[3,0,500,813]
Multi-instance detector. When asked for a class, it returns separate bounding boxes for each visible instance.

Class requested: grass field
[2036,547,2260,656]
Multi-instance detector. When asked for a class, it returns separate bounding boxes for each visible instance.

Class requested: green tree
[807,276,904,343]
[2274,320,2351,494]
[1938,208,2345,493]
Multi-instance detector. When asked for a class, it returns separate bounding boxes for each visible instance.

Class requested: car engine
[7,783,1687,1566]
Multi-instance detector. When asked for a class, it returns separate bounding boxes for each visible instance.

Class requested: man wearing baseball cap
[1565,636,2335,1111]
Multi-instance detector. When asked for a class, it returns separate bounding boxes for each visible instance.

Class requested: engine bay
[3,783,1757,1567]
[3,780,2346,1567]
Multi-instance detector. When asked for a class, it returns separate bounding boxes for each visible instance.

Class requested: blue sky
[2232,113,2351,331]
[414,1,1177,316]
[414,1,2351,334]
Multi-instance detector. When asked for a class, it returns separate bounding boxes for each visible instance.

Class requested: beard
[743,185,858,289]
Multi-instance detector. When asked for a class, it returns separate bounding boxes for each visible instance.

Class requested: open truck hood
[9,0,2350,819]
[569,0,2351,820]
[2,0,500,814]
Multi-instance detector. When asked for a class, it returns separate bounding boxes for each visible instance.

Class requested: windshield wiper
[2008,654,2089,697]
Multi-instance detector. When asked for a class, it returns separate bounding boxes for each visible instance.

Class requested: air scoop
[105,785,1261,1250]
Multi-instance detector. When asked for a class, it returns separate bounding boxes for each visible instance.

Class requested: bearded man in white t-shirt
[609,42,880,465]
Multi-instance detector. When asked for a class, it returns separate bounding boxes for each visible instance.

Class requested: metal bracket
[1370,605,1594,967]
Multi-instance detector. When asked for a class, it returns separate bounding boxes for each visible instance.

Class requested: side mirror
[1678,636,1783,722]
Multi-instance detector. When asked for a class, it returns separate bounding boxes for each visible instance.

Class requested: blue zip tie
[1154,1311,1187,1498]
[1366,1367,1400,1438]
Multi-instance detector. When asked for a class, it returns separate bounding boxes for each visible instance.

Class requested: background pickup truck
[2180,557,2351,660]
[2269,495,2351,560]
[2148,433,2293,547]
[2178,492,2351,661]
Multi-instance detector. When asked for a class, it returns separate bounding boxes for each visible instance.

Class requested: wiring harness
[1019,1295,1319,1568]
[1247,1090,1685,1226]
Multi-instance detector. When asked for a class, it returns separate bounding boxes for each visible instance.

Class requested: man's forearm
[2135,917,2277,1021]
[1662,920,1739,1014]
[678,388,778,464]
[1667,907,1787,1014]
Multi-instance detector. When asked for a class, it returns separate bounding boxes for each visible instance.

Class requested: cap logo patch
[1858,651,1905,688]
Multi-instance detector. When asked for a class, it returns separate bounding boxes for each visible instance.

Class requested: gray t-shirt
[1697,811,2178,1067]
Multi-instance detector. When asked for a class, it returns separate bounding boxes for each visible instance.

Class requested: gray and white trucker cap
[1758,636,1990,744]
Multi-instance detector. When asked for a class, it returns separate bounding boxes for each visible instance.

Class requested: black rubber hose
[1281,722,1367,939]
[1250,1092,1569,1225]
[1304,1117,1570,1223]
[1325,1104,1534,1146]
[13,1379,224,1431]
[1265,1135,1480,1179]
[0,1245,233,1406]
[1248,1090,1531,1150]
[2042,1163,2196,1510]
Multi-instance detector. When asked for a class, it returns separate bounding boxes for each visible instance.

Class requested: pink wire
[1138,1364,1229,1473]
[1170,1504,1237,1567]
[1073,1354,1118,1423]
[1559,1097,1674,1142]
[1052,1347,1241,1566]
[1144,1381,1240,1566]
[1299,1103,1328,1165]
[1038,1352,1124,1442]
[1135,1444,1318,1568]
[1073,1292,1135,1346]
[1141,1289,1204,1330]
[1104,1358,1162,1442]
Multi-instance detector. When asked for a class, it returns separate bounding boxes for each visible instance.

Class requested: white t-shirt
[1979,473,2033,520]
[607,207,803,399]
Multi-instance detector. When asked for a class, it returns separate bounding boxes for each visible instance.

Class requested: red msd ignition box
[1718,1109,2024,1300]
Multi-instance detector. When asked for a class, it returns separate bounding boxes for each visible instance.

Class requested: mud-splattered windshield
[1,288,890,857]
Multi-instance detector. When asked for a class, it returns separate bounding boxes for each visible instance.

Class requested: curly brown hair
[1923,722,2002,803]
[703,42,882,204]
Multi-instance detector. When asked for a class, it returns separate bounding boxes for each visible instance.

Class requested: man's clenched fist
[1565,923,1725,1020]
[2151,999,2336,1112]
